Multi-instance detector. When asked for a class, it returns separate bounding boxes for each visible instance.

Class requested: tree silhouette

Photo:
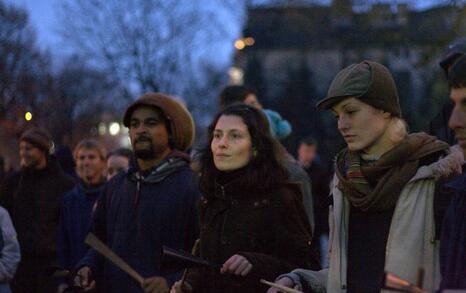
[57,0,245,120]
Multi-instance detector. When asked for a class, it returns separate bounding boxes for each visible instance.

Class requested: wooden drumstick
[260,279,304,293]
[85,233,144,286]
[179,239,200,289]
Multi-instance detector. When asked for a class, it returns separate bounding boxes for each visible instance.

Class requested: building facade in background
[237,1,466,161]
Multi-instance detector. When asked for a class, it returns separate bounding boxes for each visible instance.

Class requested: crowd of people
[0,44,465,293]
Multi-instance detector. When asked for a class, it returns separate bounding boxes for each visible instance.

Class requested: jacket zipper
[220,185,230,245]
[134,173,142,206]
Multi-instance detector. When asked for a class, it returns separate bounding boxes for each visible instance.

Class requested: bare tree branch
[56,0,247,122]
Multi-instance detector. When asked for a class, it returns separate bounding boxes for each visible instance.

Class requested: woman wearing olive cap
[267,60,464,293]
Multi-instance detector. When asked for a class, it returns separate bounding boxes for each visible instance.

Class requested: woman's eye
[213,133,221,139]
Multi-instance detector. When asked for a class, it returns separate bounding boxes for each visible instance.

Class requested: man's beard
[134,147,156,160]
[133,138,168,160]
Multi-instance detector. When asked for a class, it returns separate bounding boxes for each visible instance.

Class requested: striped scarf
[336,133,449,212]
[344,152,378,197]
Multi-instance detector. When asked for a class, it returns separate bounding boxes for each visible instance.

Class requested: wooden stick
[260,279,304,293]
[85,233,144,286]
[179,239,200,289]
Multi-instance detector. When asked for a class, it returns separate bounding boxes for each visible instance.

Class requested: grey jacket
[0,206,20,293]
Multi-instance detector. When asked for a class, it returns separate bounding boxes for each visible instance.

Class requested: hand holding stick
[179,239,200,289]
[85,233,144,286]
[384,271,429,293]
[260,279,304,293]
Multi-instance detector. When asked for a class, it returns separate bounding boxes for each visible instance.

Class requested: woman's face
[332,97,391,155]
[211,115,253,171]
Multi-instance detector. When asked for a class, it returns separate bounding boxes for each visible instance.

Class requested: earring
[252,147,258,157]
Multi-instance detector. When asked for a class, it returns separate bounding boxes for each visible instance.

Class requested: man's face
[107,155,129,180]
[449,87,466,156]
[128,106,171,160]
[75,147,106,183]
[19,141,46,169]
[298,143,317,168]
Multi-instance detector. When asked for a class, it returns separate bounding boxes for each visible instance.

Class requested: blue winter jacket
[77,152,200,293]
[57,180,105,271]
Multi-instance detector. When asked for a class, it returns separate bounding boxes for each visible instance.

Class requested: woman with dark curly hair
[171,104,318,293]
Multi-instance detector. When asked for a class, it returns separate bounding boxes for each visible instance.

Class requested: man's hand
[266,277,296,293]
[77,266,96,292]
[170,280,192,293]
[220,254,253,276]
[142,276,169,293]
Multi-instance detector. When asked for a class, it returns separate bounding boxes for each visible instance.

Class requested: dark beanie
[123,92,195,151]
[20,127,53,153]
[316,60,402,117]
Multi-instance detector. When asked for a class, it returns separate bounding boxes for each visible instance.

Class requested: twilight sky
[10,0,439,58]
[12,0,60,47]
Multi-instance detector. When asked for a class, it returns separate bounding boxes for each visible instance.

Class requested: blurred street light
[109,122,120,136]
[234,37,255,50]
[228,67,244,84]
[244,37,255,46]
[235,39,246,50]
[24,112,33,122]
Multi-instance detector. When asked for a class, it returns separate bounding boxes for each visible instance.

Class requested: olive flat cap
[316,60,401,117]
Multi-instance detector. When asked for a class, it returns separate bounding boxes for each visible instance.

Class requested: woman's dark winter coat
[186,177,319,293]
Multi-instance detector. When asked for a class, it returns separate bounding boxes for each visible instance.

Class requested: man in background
[106,148,132,180]
[0,127,74,293]
[297,137,330,267]
[57,139,107,293]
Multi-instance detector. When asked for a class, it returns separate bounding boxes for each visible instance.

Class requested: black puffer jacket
[186,178,319,293]
[0,156,75,258]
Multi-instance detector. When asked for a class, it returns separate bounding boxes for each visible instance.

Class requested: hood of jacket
[128,150,191,184]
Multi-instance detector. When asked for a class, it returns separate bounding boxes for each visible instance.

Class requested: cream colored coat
[281,147,463,293]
